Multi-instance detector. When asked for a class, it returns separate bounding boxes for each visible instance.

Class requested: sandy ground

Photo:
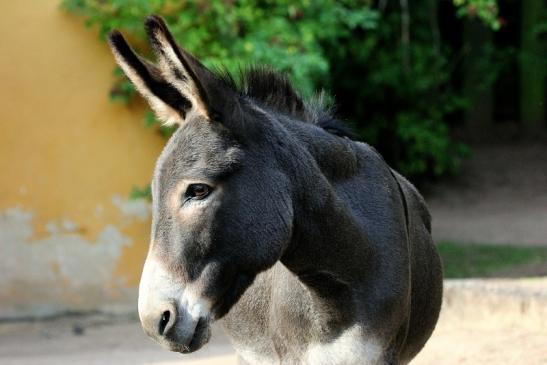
[1,279,546,365]
[0,316,235,365]
[0,315,543,365]
[425,143,547,246]
[413,325,547,365]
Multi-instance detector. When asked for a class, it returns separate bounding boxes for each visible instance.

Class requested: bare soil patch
[2,278,546,365]
[425,142,547,247]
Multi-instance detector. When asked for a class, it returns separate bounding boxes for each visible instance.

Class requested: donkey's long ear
[108,16,234,126]
[144,15,226,122]
[108,31,193,125]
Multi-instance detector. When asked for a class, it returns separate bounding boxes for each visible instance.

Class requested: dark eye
[185,183,212,200]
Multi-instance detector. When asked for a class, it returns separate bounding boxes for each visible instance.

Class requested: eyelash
[182,183,212,204]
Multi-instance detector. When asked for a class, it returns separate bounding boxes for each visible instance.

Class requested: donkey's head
[108,16,294,353]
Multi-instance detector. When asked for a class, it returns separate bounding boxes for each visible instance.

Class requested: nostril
[159,310,171,336]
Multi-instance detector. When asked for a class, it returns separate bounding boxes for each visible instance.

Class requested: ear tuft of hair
[145,15,167,34]
[108,30,124,47]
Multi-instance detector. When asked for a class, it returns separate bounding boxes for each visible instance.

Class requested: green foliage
[453,0,501,30]
[129,184,151,200]
[62,0,503,179]
[62,0,378,99]
[438,242,547,278]
[324,4,482,177]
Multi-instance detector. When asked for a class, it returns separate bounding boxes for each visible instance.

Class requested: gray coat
[108,15,443,365]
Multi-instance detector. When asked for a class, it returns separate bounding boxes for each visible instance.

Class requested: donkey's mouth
[158,316,211,354]
[184,317,211,353]
[173,317,211,354]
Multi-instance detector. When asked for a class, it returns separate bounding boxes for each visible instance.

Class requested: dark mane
[217,67,356,139]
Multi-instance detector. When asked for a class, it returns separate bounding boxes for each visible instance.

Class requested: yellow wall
[0,1,165,318]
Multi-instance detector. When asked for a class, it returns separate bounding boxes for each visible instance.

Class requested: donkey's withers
[108,16,443,364]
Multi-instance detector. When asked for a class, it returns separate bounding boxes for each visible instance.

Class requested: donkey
[108,16,443,365]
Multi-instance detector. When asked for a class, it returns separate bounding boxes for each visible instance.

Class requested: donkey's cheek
[178,202,209,223]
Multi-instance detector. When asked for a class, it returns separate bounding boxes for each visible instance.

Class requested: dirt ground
[0,312,544,365]
[1,278,546,365]
[425,143,547,247]
[0,316,235,365]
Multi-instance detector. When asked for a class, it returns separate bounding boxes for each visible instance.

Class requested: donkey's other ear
[144,15,237,122]
[108,31,192,125]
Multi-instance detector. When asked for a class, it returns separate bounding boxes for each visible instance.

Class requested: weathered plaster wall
[0,1,165,318]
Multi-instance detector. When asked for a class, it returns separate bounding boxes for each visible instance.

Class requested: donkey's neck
[277,118,372,334]
[285,117,361,181]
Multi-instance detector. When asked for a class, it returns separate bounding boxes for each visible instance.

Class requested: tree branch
[400,0,410,73]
